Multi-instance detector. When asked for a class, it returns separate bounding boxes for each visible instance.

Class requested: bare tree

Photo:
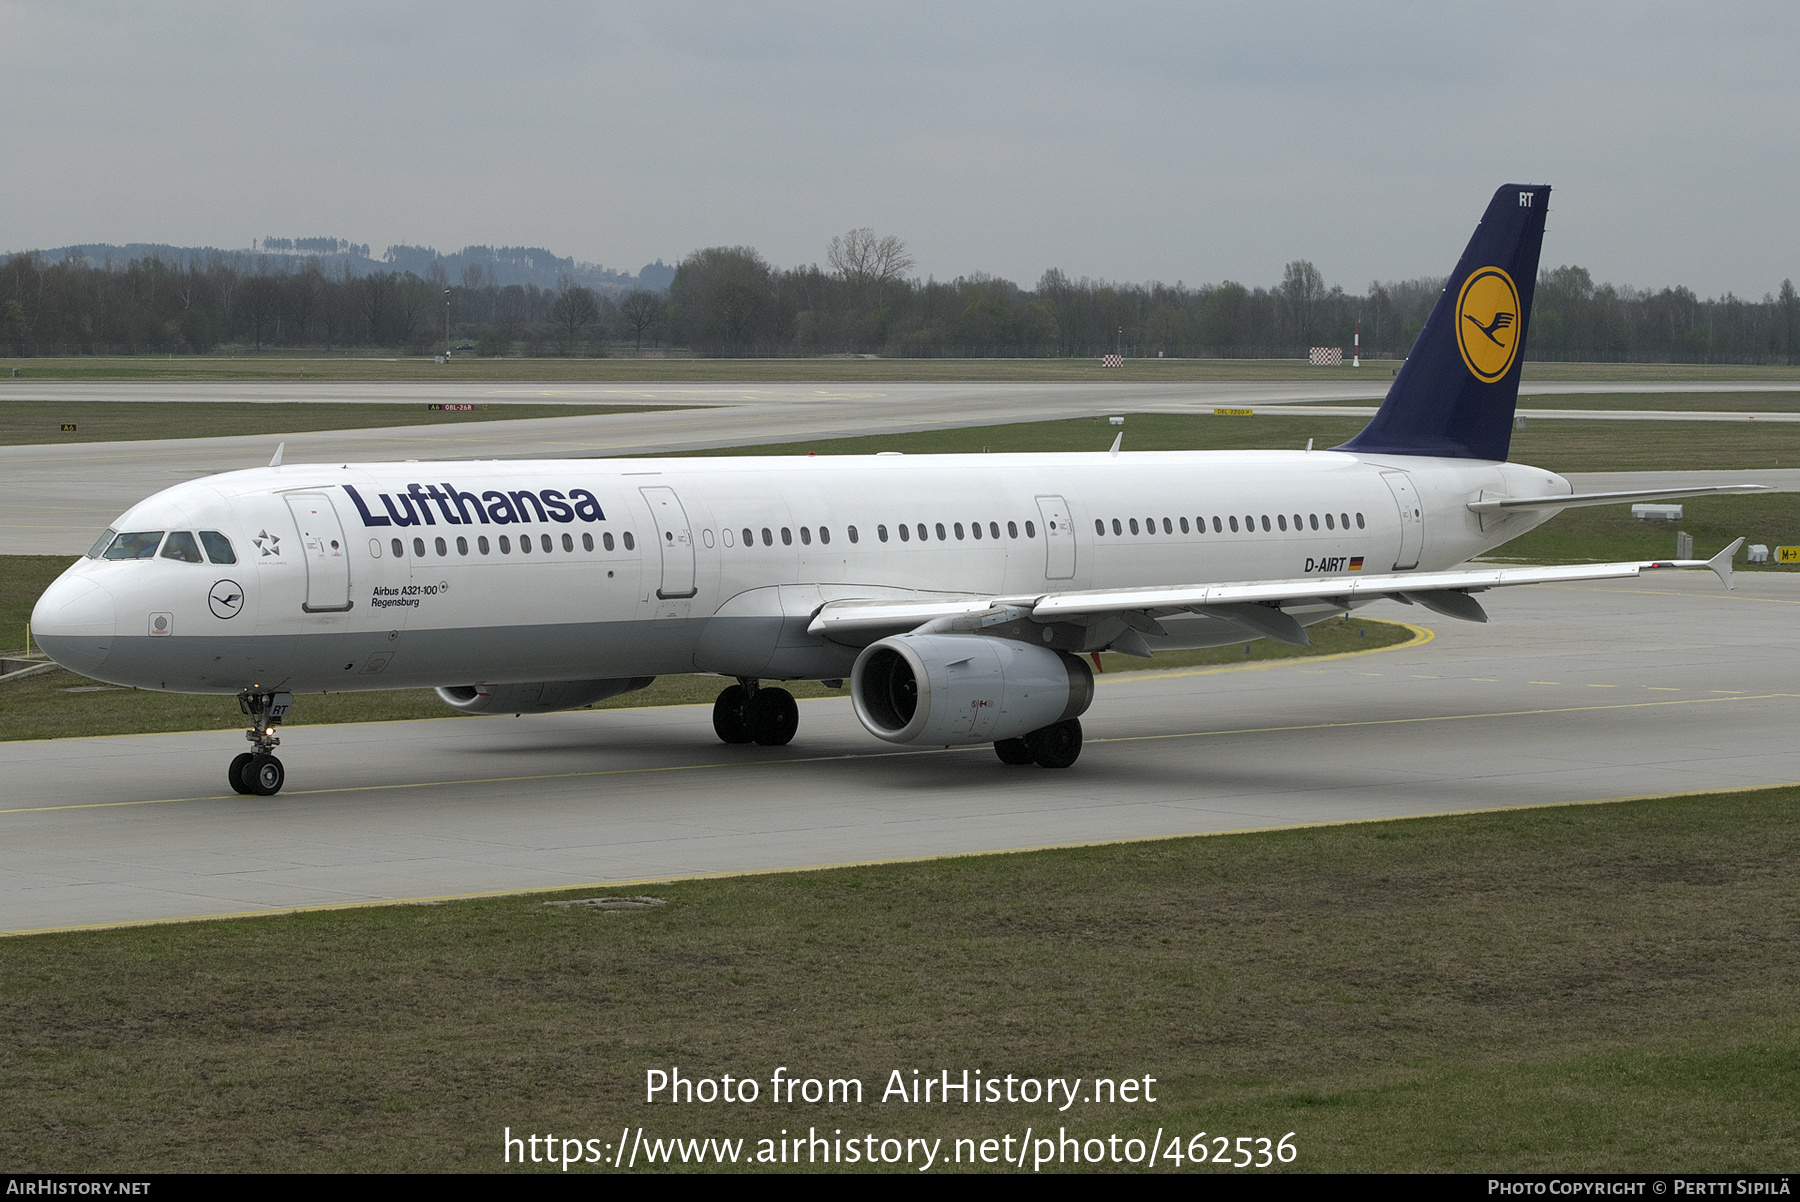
[828,228,914,305]
[549,278,601,355]
[618,289,666,351]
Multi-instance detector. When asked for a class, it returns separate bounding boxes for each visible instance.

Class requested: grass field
[6,354,1800,384]
[3,784,1795,1171]
[0,400,688,446]
[667,409,1800,473]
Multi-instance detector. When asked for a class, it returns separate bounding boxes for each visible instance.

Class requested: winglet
[269,442,285,468]
[1707,537,1744,590]
[1108,432,1122,457]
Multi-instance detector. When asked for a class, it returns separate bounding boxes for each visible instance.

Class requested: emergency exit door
[640,486,697,598]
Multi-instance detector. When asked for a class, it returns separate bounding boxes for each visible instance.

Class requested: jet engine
[850,633,1093,746]
[435,677,655,715]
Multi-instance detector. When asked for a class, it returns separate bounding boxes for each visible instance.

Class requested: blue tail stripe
[1337,183,1550,461]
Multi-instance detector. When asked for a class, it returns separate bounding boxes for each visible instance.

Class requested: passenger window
[877,525,888,542]
[413,537,426,557]
[519,535,532,554]
[1258,515,1269,532]
[801,527,812,545]
[1095,519,1105,536]
[1112,518,1122,535]
[1325,514,1335,530]
[1162,518,1172,534]
[369,538,382,558]
[1277,515,1287,531]
[500,535,512,553]
[1341,513,1350,529]
[457,536,469,555]
[103,531,164,560]
[781,527,793,546]
[1129,518,1139,535]
[1179,517,1189,533]
[848,526,859,543]
[602,532,614,551]
[480,536,491,554]
[916,524,927,541]
[989,522,1000,539]
[1293,514,1303,530]
[392,538,404,557]
[934,523,945,541]
[1212,516,1222,533]
[1356,512,1366,529]
[1229,516,1239,533]
[562,533,574,552]
[1025,521,1036,538]
[762,528,773,546]
[1310,514,1319,530]
[1145,517,1155,534]
[582,533,593,551]
[623,532,636,551]
[198,531,237,564]
[968,521,980,540]
[820,527,831,545]
[743,528,754,547]
[435,537,447,556]
[898,524,910,542]
[539,534,551,552]
[160,531,204,563]
[953,523,964,540]
[1007,521,1018,539]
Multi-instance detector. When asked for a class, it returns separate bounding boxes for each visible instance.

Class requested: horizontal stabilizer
[1467,484,1770,513]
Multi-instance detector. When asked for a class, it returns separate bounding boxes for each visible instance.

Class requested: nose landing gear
[230,690,293,795]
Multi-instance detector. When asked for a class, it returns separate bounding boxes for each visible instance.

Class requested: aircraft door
[640,486,698,599]
[284,491,353,611]
[1380,471,1423,570]
[1035,495,1076,580]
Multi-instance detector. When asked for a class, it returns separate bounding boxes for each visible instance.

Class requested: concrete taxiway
[5,379,1798,554]
[5,572,1796,936]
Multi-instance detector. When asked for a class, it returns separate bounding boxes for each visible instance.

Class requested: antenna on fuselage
[269,442,285,468]
[1108,432,1122,457]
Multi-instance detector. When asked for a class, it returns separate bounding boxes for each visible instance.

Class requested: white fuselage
[31,449,1567,695]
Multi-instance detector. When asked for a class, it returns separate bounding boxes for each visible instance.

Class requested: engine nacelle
[850,633,1093,746]
[435,677,654,715]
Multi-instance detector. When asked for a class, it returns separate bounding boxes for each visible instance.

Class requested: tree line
[4,234,1796,364]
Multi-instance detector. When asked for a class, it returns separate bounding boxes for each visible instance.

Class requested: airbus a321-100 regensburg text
[31,184,1760,795]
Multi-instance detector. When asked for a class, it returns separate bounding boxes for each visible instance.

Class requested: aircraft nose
[31,572,116,676]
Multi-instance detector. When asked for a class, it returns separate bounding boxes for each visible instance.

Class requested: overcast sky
[5,2,1796,297]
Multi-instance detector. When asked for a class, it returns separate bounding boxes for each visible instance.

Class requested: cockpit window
[102,531,165,560]
[199,530,237,564]
[160,531,204,563]
[86,529,117,559]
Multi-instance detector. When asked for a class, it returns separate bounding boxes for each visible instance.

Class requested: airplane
[29,183,1763,796]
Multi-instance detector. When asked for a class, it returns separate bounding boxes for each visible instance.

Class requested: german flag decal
[1349,557,1364,571]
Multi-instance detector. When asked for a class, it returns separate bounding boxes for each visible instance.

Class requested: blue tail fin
[1337,183,1549,461]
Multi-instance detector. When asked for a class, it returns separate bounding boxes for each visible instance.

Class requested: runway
[5,379,1798,554]
[6,571,1797,936]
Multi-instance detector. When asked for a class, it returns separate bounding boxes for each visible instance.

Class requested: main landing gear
[994,717,1083,769]
[230,690,293,796]
[712,678,799,747]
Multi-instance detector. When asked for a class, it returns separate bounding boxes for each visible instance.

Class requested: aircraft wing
[807,539,1745,645]
[1467,484,1770,513]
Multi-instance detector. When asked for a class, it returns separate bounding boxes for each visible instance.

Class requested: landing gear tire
[229,752,257,794]
[712,685,755,744]
[746,687,799,746]
[246,754,285,796]
[1025,717,1083,769]
[994,737,1035,766]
